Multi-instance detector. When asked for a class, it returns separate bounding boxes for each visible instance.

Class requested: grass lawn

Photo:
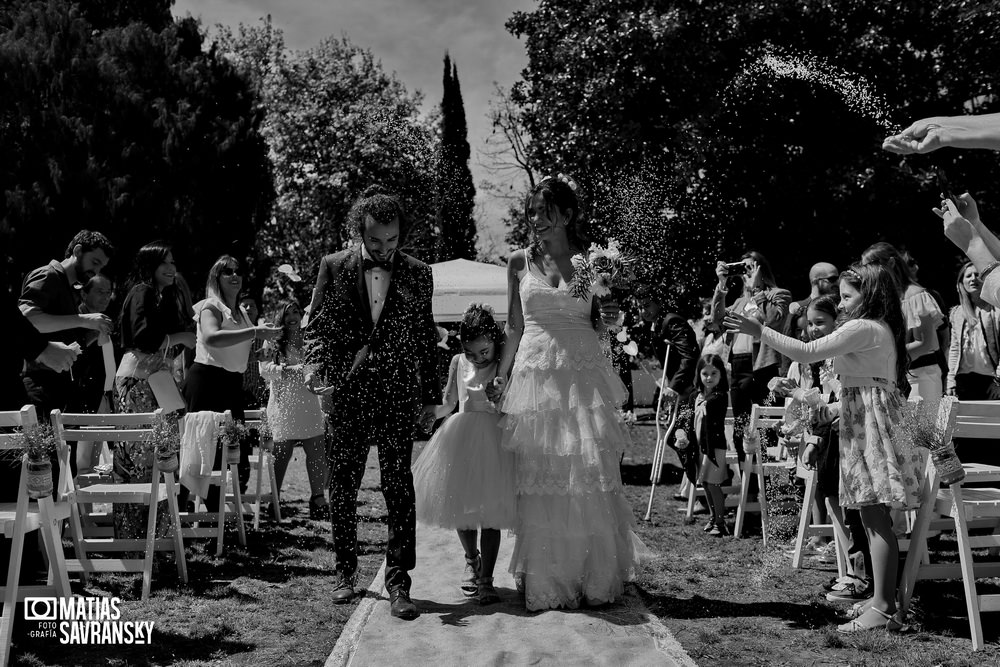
[10,433,1000,666]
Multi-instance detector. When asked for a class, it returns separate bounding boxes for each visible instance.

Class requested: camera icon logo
[24,597,58,621]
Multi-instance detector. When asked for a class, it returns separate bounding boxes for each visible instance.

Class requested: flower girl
[412,303,516,604]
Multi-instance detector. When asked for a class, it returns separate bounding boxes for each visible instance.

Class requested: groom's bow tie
[362,257,394,272]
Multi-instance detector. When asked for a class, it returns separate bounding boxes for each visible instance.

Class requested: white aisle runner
[328,522,697,666]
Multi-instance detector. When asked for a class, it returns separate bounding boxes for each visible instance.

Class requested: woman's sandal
[461,553,481,596]
[477,577,500,606]
[836,606,902,634]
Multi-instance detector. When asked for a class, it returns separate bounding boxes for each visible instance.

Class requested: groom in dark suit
[304,187,441,620]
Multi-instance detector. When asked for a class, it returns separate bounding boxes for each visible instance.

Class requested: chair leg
[899,467,939,616]
[951,485,985,651]
[165,475,188,585]
[758,460,770,548]
[685,480,696,520]
[215,480,226,557]
[36,497,71,598]
[792,470,817,569]
[140,484,161,601]
[1,495,29,667]
[253,451,265,531]
[230,463,247,547]
[66,493,92,586]
[267,453,281,522]
[735,459,752,538]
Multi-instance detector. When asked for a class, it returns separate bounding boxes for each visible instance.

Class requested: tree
[479,84,538,253]
[505,0,1000,311]
[216,20,440,307]
[436,53,477,261]
[0,0,272,299]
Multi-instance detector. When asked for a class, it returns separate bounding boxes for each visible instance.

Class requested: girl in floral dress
[115,241,195,539]
[725,263,923,634]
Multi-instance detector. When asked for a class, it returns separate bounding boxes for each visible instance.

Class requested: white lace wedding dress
[500,267,646,611]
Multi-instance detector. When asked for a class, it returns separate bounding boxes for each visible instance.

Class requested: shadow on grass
[640,590,840,630]
[619,462,684,487]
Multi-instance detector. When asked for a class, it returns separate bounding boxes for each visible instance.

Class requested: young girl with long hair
[412,303,515,604]
[674,354,730,536]
[725,264,923,633]
[260,300,330,520]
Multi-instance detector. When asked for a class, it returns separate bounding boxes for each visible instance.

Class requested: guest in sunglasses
[180,255,280,511]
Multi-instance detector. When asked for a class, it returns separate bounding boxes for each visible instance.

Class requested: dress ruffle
[413,412,516,530]
[508,491,650,611]
[902,289,944,331]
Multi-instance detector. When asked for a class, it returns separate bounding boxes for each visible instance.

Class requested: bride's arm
[496,250,527,384]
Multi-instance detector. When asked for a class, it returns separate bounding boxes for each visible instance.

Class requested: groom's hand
[416,405,437,433]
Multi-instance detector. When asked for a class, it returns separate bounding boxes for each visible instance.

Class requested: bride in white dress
[491,175,646,611]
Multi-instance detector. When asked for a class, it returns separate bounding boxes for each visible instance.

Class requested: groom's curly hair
[349,185,410,241]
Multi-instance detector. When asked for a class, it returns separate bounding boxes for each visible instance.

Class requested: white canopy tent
[430,258,508,322]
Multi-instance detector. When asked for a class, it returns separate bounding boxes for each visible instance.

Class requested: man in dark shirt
[19,230,114,426]
[636,290,699,404]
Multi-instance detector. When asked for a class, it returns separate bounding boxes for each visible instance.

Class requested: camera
[723,261,748,277]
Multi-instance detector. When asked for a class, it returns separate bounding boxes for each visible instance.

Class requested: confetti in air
[731,46,899,134]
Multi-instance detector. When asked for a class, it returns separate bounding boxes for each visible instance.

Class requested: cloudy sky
[173,0,536,254]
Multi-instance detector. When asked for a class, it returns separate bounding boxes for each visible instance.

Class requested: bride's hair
[524,174,590,252]
[460,302,504,351]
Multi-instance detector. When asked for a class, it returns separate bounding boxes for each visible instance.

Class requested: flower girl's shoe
[461,552,480,595]
[477,577,500,605]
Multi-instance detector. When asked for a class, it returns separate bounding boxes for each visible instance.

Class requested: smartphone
[724,261,748,276]
[936,168,961,208]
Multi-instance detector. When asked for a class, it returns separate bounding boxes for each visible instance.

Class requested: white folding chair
[734,404,791,544]
[244,409,280,529]
[0,405,72,667]
[52,409,187,600]
[900,397,1000,650]
[177,411,246,556]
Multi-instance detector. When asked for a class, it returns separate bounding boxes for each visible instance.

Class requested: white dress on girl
[412,356,516,530]
[500,268,646,611]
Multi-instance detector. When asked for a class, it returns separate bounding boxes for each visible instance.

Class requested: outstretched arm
[883,113,1000,154]
[725,314,878,365]
[435,354,461,419]
[495,250,527,384]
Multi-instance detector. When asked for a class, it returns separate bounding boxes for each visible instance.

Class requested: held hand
[598,296,621,325]
[416,405,437,433]
[81,312,113,336]
[36,341,80,373]
[723,311,763,338]
[486,376,506,403]
[661,386,679,403]
[802,443,819,469]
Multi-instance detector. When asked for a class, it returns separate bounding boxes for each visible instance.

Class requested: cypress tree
[436,52,477,260]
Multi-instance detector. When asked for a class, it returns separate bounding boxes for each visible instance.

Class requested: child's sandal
[461,552,481,595]
[477,577,500,606]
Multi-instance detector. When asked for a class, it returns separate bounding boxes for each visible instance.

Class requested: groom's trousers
[328,384,418,594]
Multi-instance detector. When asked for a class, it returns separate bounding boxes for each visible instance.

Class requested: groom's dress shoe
[331,574,357,604]
[389,588,419,620]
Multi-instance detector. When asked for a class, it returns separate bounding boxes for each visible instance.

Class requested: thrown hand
[723,311,763,338]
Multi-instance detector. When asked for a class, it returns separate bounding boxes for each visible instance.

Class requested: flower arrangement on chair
[150,413,181,473]
[6,424,59,499]
[221,420,247,466]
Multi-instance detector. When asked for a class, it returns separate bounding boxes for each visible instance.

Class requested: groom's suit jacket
[304,245,441,416]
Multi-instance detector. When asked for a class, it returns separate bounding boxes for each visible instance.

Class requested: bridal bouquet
[568,239,637,302]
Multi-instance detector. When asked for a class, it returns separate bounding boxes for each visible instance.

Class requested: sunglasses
[220,267,242,277]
